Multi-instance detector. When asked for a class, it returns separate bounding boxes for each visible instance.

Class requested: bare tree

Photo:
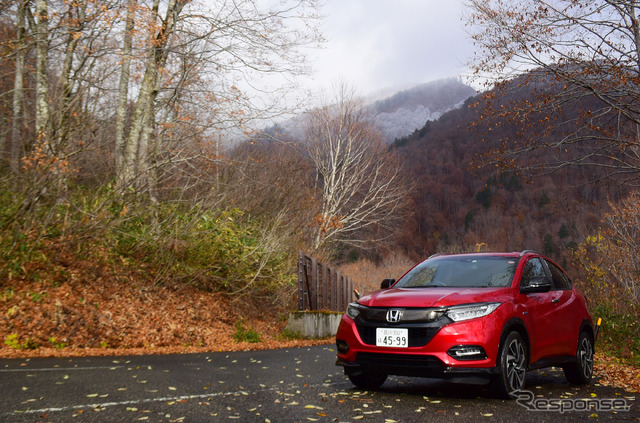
[33,0,49,145]
[117,0,189,194]
[9,0,28,174]
[305,84,412,252]
[114,0,136,179]
[601,194,640,300]
[465,0,640,184]
[114,0,322,196]
[1,0,321,200]
[573,193,640,302]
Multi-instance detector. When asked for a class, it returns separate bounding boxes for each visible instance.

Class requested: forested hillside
[392,81,629,268]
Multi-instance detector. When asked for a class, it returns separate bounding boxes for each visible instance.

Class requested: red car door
[543,260,578,357]
[517,257,558,362]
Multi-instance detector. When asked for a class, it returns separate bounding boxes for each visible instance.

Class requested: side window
[521,258,546,288]
[546,261,572,290]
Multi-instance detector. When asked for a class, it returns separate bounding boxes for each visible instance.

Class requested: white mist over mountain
[265,78,476,144]
[369,78,476,142]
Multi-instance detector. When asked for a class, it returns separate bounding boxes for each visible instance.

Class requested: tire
[563,331,594,385]
[491,331,528,399]
[347,372,387,390]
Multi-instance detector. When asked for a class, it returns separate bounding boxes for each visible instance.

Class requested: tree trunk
[118,0,187,193]
[115,0,136,181]
[55,0,88,151]
[10,0,28,174]
[34,0,49,146]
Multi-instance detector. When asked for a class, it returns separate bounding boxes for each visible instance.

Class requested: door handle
[551,298,560,303]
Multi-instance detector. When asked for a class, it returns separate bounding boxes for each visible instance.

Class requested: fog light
[336,340,349,354]
[447,345,487,361]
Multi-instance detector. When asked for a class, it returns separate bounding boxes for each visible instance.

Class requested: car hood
[358,287,511,308]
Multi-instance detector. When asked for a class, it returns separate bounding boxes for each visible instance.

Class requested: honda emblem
[386,309,403,323]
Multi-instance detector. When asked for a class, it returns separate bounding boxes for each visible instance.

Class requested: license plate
[376,328,408,348]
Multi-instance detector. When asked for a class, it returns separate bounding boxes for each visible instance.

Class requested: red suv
[335,251,595,398]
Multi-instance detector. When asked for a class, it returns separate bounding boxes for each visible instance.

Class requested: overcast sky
[305,0,476,96]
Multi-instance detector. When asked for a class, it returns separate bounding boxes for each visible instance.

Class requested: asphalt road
[1,345,638,422]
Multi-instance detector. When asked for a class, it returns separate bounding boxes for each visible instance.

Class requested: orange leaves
[313,213,344,234]
[21,141,72,176]
[0,231,331,357]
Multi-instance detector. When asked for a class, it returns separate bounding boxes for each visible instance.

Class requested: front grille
[353,306,449,347]
[356,325,441,347]
[355,352,445,370]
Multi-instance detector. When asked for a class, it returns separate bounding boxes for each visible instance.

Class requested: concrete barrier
[285,311,343,338]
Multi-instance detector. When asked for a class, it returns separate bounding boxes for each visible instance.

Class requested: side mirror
[381,278,395,289]
[521,276,552,294]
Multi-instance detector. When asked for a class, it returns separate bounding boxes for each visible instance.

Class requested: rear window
[546,260,572,290]
[396,256,519,288]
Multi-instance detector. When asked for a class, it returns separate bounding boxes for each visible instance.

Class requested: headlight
[346,302,360,319]
[445,302,501,322]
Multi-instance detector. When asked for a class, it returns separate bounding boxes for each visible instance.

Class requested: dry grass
[339,253,416,296]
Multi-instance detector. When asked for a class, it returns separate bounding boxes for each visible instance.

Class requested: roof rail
[519,250,539,257]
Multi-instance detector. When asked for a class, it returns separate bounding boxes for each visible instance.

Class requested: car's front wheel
[347,372,387,390]
[563,331,594,385]
[491,331,527,398]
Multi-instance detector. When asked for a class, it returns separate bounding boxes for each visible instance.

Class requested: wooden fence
[297,251,353,312]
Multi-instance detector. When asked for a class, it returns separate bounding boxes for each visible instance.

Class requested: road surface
[1,345,638,422]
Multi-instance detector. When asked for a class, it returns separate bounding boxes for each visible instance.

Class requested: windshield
[395,256,519,288]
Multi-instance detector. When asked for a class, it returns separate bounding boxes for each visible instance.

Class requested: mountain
[370,78,476,142]
[264,79,476,144]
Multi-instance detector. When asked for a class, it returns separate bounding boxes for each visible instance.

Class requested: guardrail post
[322,262,329,310]
[311,256,318,310]
[297,251,304,310]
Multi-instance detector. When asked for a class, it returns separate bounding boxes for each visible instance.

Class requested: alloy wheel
[506,337,526,392]
[578,336,594,380]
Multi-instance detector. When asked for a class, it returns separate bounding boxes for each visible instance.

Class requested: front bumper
[336,353,498,385]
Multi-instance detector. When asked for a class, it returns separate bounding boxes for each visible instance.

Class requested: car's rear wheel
[563,331,594,385]
[491,331,527,398]
[347,372,387,390]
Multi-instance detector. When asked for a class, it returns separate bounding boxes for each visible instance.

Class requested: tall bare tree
[114,0,322,196]
[10,0,28,174]
[305,84,412,252]
[33,0,49,145]
[115,0,136,181]
[465,0,640,184]
[118,0,188,194]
